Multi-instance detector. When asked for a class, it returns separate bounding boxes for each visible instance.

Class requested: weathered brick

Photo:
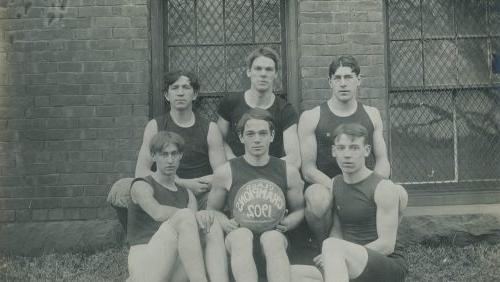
[48,208,64,220]
[74,28,112,39]
[15,209,31,222]
[95,105,133,116]
[0,199,30,210]
[32,209,49,221]
[63,208,80,220]
[94,16,130,27]
[79,207,97,220]
[112,27,147,39]
[0,210,16,222]
[58,62,83,72]
[111,5,147,16]
[30,198,62,209]
[78,6,113,17]
[59,173,100,185]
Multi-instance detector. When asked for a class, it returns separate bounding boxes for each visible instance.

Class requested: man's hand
[196,210,214,233]
[275,209,289,233]
[176,177,211,195]
[198,175,213,185]
[219,217,239,234]
[313,254,324,271]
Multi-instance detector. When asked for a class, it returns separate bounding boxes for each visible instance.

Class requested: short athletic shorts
[352,248,407,282]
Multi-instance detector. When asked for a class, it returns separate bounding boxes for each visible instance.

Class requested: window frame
[384,0,500,205]
[149,0,299,118]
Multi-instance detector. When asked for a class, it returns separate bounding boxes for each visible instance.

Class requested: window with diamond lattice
[158,0,287,120]
[386,0,500,190]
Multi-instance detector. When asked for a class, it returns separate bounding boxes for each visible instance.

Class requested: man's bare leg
[225,228,258,282]
[205,221,229,282]
[304,184,333,243]
[169,208,209,282]
[260,230,290,282]
[322,238,368,282]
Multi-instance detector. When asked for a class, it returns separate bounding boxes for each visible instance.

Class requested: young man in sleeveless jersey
[298,56,406,244]
[127,131,228,282]
[291,123,408,282]
[217,47,301,168]
[107,71,226,227]
[135,71,226,208]
[204,108,305,282]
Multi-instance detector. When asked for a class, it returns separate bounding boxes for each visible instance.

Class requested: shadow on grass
[1,241,499,282]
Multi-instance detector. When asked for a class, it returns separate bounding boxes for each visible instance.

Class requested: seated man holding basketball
[127,131,228,282]
[204,108,305,282]
[291,123,408,282]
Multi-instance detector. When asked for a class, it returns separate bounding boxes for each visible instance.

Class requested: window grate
[386,0,500,187]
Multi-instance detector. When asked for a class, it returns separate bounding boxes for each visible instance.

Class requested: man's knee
[322,237,344,254]
[225,227,253,253]
[170,208,197,231]
[305,184,332,217]
[206,220,224,240]
[260,230,287,254]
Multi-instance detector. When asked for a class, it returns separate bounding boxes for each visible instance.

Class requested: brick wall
[298,0,388,125]
[0,0,149,224]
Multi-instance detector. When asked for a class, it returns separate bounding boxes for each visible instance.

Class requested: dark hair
[164,70,200,93]
[236,108,275,136]
[246,47,280,71]
[149,131,185,156]
[332,123,368,145]
[328,56,360,78]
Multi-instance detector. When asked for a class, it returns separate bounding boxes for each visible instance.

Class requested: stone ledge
[0,219,125,256]
[400,204,500,246]
[1,204,499,256]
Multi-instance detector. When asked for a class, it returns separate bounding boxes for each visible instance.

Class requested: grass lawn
[1,241,499,281]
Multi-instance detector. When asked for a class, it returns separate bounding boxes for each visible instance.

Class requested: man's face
[239,119,274,157]
[152,143,183,176]
[329,66,360,103]
[332,134,370,174]
[247,56,277,93]
[165,76,197,110]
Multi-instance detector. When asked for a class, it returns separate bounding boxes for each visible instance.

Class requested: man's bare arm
[298,108,332,188]
[280,165,305,231]
[134,120,158,178]
[131,180,179,222]
[217,115,236,160]
[366,106,390,178]
[282,124,301,169]
[207,121,227,170]
[365,180,400,255]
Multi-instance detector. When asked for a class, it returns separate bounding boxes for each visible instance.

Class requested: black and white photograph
[0,0,499,281]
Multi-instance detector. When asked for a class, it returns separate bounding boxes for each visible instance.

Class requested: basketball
[232,179,286,233]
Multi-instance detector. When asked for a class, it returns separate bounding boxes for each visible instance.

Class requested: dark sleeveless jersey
[217,93,298,158]
[332,173,405,257]
[315,102,375,178]
[127,175,189,246]
[154,112,212,179]
[226,156,288,218]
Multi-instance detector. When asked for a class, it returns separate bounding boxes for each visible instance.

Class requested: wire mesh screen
[164,0,286,116]
[386,0,500,186]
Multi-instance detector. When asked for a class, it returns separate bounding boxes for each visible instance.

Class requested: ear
[152,152,158,162]
[192,91,198,101]
[364,144,371,157]
[356,74,362,87]
[328,77,334,89]
[164,91,170,102]
[270,130,275,142]
[331,145,337,157]
[246,68,251,78]
[239,133,244,144]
